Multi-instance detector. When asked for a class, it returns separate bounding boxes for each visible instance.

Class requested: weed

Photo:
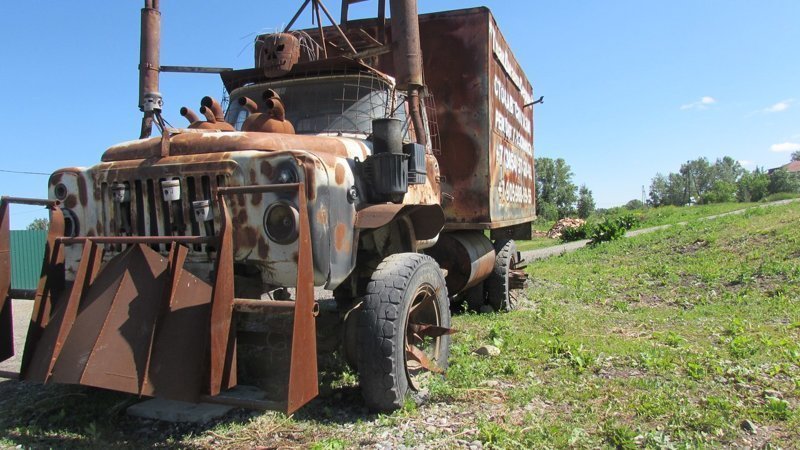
[602,421,637,450]
[546,339,593,373]
[762,397,792,420]
[729,335,759,358]
[310,438,348,450]
[686,361,706,380]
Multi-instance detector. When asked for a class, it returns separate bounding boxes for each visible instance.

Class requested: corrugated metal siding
[10,230,46,291]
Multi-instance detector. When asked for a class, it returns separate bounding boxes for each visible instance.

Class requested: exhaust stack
[139,0,162,138]
[389,0,426,145]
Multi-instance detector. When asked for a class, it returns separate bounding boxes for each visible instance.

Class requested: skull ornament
[255,33,301,78]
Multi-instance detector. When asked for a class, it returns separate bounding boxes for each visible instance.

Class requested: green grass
[516,236,562,252]
[517,201,771,251]
[442,201,800,448]
[603,201,759,229]
[0,201,797,448]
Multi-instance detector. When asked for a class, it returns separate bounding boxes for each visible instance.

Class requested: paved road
[520,198,799,263]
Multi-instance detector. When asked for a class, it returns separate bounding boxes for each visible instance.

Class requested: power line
[0,169,50,176]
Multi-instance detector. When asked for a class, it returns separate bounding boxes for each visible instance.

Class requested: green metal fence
[10,230,46,291]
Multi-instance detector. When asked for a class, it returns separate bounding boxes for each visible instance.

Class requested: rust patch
[77,176,88,206]
[64,194,78,209]
[260,160,274,179]
[315,207,328,225]
[334,223,347,252]
[257,237,269,259]
[236,209,248,224]
[235,226,259,250]
[297,160,316,202]
[334,163,345,185]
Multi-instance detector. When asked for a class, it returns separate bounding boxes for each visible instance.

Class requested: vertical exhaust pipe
[390,0,426,145]
[139,0,162,138]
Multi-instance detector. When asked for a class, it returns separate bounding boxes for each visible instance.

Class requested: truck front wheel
[357,253,451,412]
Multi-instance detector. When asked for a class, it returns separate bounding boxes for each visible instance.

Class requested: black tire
[358,253,451,412]
[486,239,519,312]
[463,281,486,312]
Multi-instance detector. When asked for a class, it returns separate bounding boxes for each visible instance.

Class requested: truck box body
[301,7,536,229]
[415,7,536,230]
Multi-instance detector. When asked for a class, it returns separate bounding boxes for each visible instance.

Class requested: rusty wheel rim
[404,283,443,390]
[507,253,520,310]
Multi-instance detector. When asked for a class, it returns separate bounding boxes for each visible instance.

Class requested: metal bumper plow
[0,184,318,414]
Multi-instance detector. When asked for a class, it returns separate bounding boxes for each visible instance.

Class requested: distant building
[768,160,800,175]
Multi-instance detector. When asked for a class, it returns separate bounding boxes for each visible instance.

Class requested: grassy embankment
[516,201,761,252]
[0,202,797,448]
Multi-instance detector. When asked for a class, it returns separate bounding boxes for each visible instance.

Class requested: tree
[649,156,748,206]
[736,168,769,202]
[792,150,800,162]
[535,157,577,219]
[768,168,800,194]
[624,199,645,210]
[648,173,668,206]
[576,185,595,219]
[712,156,745,185]
[701,180,736,204]
[27,218,49,231]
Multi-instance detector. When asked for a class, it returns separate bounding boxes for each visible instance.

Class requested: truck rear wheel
[486,239,521,311]
[358,253,451,412]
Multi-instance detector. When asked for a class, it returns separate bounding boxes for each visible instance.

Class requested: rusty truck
[0,0,536,413]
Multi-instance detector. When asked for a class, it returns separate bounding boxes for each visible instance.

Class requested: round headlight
[264,201,299,244]
[63,209,79,237]
[54,183,68,201]
[275,166,297,184]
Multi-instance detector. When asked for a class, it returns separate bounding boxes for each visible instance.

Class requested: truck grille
[100,174,228,253]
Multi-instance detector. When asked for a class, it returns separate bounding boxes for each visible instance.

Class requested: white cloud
[737,160,754,167]
[762,99,794,113]
[681,96,716,110]
[770,142,800,153]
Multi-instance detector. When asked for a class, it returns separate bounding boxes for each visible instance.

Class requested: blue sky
[1,1,798,227]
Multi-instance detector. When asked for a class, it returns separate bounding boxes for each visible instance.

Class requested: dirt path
[520,198,799,263]
[0,300,32,376]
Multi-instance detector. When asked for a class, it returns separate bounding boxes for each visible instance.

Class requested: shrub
[763,192,800,202]
[561,223,590,242]
[589,218,627,244]
[616,213,640,230]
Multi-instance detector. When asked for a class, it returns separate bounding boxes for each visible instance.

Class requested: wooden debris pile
[547,218,586,239]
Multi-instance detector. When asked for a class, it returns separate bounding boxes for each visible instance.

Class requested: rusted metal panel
[20,206,65,377]
[55,132,372,291]
[355,203,444,240]
[425,231,495,294]
[0,199,11,362]
[208,195,237,396]
[292,8,536,229]
[286,182,318,414]
[0,198,64,365]
[486,13,535,227]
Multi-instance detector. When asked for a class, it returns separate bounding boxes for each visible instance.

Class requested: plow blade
[1,186,319,414]
[23,243,215,402]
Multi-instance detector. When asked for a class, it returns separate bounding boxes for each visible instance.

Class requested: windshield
[226,74,406,136]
